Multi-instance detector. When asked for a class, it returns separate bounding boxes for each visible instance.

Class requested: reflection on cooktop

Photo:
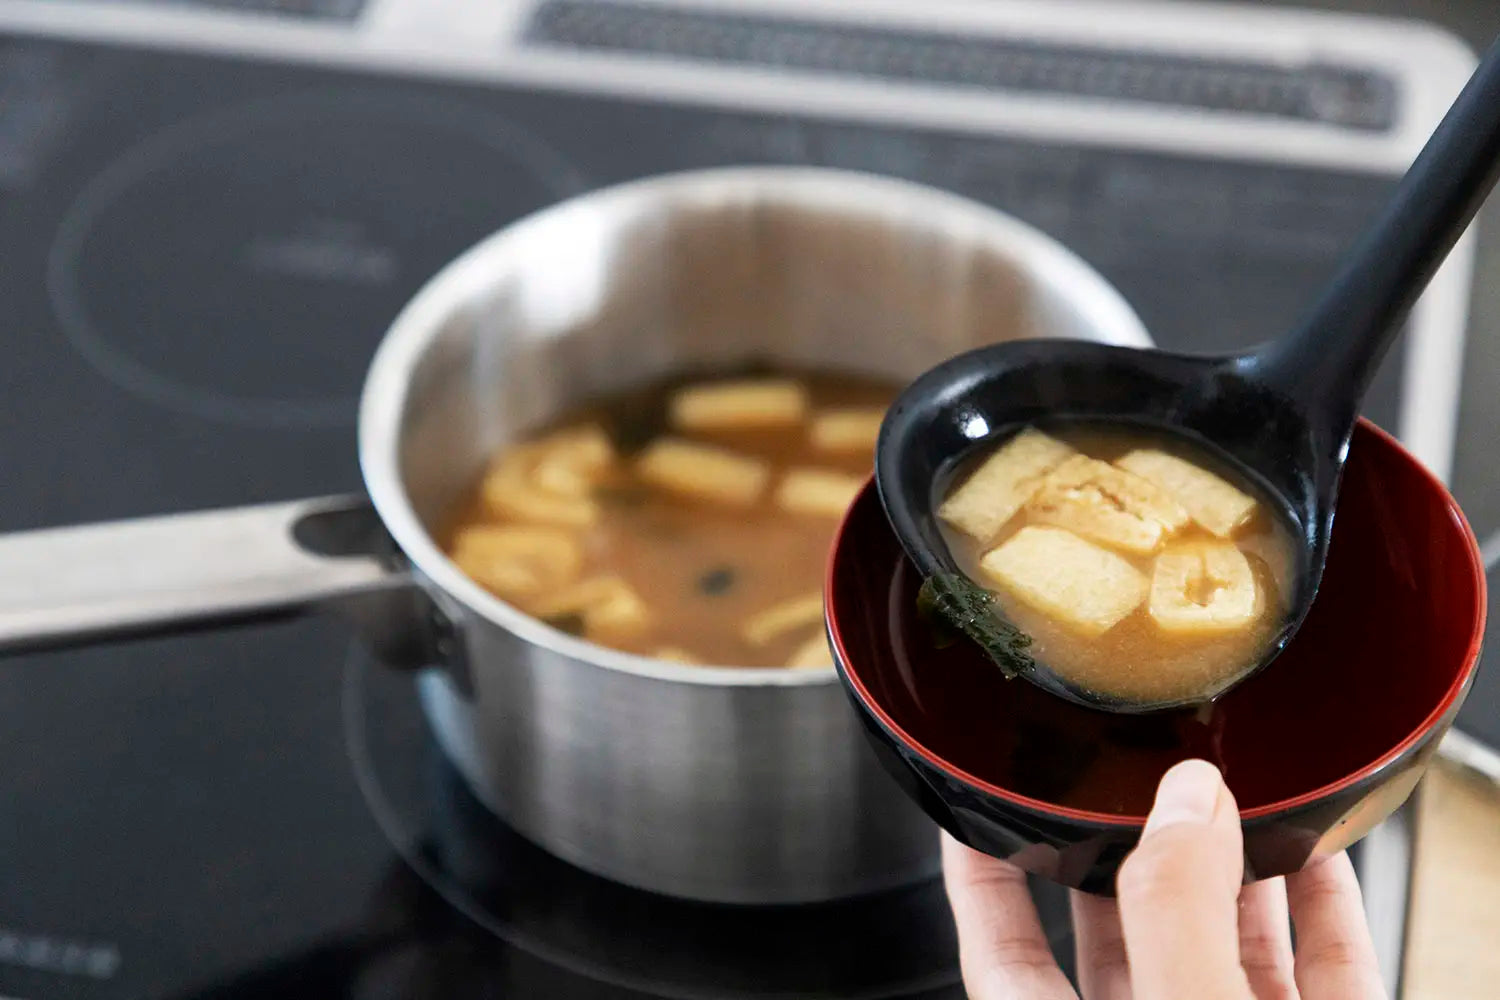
[47,90,584,428]
[342,648,969,1000]
[0,45,85,189]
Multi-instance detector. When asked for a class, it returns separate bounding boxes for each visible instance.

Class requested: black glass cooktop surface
[0,28,1423,998]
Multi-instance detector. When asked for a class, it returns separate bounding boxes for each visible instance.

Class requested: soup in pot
[444,370,899,668]
[936,422,1297,705]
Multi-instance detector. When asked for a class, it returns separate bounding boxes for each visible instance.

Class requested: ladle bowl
[875,339,1320,712]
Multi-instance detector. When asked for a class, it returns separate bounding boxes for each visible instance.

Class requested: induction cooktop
[0,1,1481,996]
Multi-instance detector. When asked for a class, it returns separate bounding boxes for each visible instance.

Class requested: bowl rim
[827,418,1488,825]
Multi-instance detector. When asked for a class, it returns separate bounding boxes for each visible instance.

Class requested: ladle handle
[1256,36,1500,414]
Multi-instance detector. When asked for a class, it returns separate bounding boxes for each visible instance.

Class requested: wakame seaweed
[917,572,1036,679]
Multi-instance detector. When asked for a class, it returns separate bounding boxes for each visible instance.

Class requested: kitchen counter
[1406,761,1500,999]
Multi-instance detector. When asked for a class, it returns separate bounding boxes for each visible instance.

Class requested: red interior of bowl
[829,420,1486,822]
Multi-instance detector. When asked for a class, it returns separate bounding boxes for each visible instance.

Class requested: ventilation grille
[525,0,1396,131]
[66,0,365,21]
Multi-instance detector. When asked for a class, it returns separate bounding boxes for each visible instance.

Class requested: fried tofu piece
[478,425,615,527]
[1115,449,1258,539]
[979,526,1148,636]
[785,631,834,668]
[775,468,864,518]
[635,439,770,507]
[938,429,1075,543]
[531,575,652,641]
[1149,542,1260,634]
[741,592,826,646]
[669,378,809,432]
[480,450,600,528]
[653,646,701,665]
[449,524,583,602]
[530,424,615,497]
[1025,454,1189,555]
[809,408,886,455]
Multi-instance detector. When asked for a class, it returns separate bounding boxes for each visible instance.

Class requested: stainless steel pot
[0,167,1150,904]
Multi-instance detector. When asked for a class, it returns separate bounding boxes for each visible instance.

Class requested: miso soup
[936,422,1296,705]
[444,371,897,668]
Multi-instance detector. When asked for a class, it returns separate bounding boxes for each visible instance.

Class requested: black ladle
[876,37,1500,715]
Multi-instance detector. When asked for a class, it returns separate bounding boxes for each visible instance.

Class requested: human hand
[942,759,1387,999]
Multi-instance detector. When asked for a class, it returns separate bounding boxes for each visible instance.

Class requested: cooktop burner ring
[340,644,966,999]
[47,89,586,430]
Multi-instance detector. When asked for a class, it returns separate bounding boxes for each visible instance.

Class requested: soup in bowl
[829,418,1485,894]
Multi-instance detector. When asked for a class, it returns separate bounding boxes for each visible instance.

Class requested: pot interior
[360,168,1150,665]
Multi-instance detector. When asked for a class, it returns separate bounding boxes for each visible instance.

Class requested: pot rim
[828,418,1488,823]
[358,165,1152,688]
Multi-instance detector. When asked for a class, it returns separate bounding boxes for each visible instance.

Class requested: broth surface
[444,370,897,668]
[937,422,1296,705]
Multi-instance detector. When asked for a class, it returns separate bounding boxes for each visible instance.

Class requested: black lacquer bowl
[828,420,1485,894]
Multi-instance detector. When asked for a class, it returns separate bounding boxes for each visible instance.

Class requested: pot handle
[0,496,452,671]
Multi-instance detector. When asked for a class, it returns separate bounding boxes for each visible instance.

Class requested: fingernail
[1142,759,1222,837]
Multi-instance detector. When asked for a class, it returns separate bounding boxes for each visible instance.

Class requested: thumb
[1117,759,1253,1000]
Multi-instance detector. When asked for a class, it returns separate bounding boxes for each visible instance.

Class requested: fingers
[942,833,1079,1000]
[1286,852,1387,999]
[1072,890,1130,1000]
[1075,876,1296,1000]
[1116,759,1253,1000]
[1236,878,1297,1000]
